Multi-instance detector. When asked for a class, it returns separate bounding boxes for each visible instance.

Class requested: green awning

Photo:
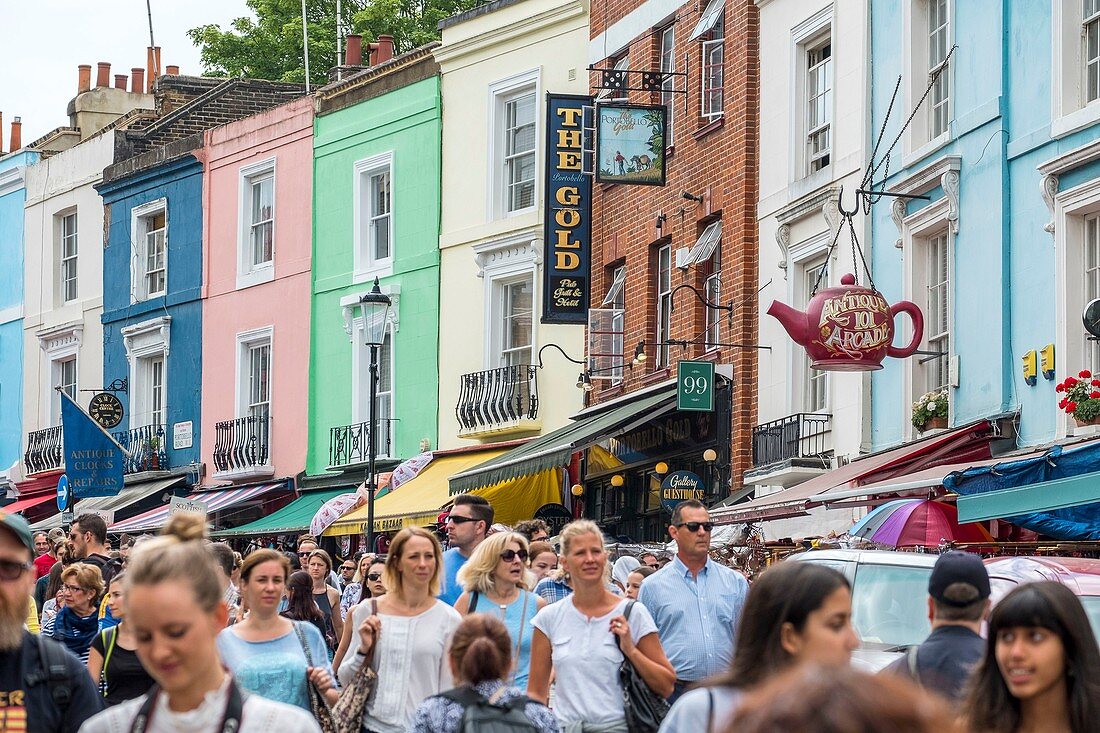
[210,488,349,538]
[956,472,1100,523]
[449,387,677,494]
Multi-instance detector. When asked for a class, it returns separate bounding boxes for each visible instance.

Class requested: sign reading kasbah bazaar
[542,93,593,324]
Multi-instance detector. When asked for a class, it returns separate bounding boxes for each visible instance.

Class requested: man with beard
[0,509,102,730]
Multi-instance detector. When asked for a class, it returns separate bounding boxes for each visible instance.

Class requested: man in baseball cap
[881,550,991,704]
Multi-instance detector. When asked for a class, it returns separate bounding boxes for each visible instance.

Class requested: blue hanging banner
[60,390,126,499]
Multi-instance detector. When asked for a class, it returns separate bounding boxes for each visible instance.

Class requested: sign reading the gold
[542,93,593,324]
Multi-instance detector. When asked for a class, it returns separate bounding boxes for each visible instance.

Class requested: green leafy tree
[188,0,480,87]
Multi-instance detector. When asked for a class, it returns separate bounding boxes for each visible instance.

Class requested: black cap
[928,551,990,607]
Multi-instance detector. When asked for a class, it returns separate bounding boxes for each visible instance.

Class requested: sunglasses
[644,563,660,569]
[675,521,714,533]
[0,559,32,581]
[297,551,312,557]
[446,515,478,525]
[366,573,383,581]
[500,549,529,562]
[340,566,355,572]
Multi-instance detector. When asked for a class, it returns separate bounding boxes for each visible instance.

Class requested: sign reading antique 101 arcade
[542,93,593,324]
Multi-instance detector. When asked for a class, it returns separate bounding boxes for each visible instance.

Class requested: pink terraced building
[197,96,313,491]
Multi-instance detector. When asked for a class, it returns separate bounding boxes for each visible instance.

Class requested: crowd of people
[0,493,1097,732]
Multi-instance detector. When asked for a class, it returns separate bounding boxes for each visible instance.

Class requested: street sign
[660,470,706,512]
[88,392,125,429]
[173,421,193,450]
[677,360,715,412]
[56,475,71,512]
[169,495,208,520]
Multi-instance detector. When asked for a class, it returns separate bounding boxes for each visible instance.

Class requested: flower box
[1057,370,1100,426]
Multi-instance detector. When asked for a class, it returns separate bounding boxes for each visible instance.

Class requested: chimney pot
[166,65,179,76]
[10,117,20,152]
[114,74,127,89]
[78,64,92,93]
[96,62,111,88]
[345,35,363,67]
[377,35,394,63]
[132,68,145,94]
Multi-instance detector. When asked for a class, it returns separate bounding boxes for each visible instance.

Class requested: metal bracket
[589,66,688,94]
[79,378,128,394]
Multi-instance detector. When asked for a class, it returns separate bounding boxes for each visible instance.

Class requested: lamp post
[352,277,392,551]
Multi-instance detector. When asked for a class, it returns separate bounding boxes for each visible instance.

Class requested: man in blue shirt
[638,500,748,702]
[438,494,494,605]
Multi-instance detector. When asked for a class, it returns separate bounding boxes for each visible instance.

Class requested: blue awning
[944,443,1100,540]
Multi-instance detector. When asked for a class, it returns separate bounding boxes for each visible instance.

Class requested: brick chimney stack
[377,35,394,63]
[78,65,92,93]
[96,62,111,88]
[114,74,128,89]
[345,35,363,66]
[10,117,20,152]
[132,68,145,94]
[166,65,179,75]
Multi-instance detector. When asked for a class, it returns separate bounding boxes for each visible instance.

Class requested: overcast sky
[3,0,255,145]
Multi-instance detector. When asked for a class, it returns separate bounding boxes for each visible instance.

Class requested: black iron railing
[752,413,831,467]
[112,424,169,474]
[456,365,539,432]
[328,419,395,469]
[213,415,271,473]
[24,426,63,474]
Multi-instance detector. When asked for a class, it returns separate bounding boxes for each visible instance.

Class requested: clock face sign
[1085,299,1100,339]
[88,392,125,429]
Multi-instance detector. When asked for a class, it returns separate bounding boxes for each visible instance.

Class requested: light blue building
[0,148,38,488]
[869,1,1100,451]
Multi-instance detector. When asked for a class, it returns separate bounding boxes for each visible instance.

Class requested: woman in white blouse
[527,519,675,732]
[338,526,461,733]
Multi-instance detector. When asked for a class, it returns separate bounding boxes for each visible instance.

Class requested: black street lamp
[351,277,392,551]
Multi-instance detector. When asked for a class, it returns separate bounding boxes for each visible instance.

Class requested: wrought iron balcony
[752,413,832,468]
[24,426,63,474]
[328,419,395,470]
[112,424,170,474]
[456,365,540,436]
[213,415,271,474]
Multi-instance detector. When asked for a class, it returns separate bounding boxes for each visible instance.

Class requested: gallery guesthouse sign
[542,93,593,324]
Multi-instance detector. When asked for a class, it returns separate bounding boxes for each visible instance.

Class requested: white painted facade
[754,0,870,539]
[21,132,115,450]
[434,0,589,450]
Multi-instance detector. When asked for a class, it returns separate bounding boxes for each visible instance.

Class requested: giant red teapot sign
[768,273,923,371]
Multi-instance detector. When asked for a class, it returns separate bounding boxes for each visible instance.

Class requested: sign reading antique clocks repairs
[542,93,593,324]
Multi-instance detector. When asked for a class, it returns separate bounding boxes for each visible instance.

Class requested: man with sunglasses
[438,494,494,605]
[638,499,748,703]
[296,536,341,589]
[0,509,104,730]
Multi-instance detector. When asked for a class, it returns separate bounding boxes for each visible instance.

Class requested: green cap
[0,509,35,557]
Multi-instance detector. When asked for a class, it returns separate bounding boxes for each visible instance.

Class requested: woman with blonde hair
[527,520,675,730]
[79,514,320,732]
[454,532,546,687]
[339,526,461,733]
[42,562,103,664]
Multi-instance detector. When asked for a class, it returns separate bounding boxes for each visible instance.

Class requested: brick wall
[589,0,759,491]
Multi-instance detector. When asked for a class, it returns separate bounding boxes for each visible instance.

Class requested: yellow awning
[324,448,509,536]
[474,468,564,525]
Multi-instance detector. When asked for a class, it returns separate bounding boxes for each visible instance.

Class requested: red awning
[14,472,63,499]
[1,493,56,514]
[712,419,999,525]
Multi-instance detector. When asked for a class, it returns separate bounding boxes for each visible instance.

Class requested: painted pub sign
[596,104,667,186]
[542,93,593,324]
[768,273,924,371]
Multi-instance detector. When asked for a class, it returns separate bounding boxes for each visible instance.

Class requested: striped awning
[1,493,56,514]
[109,483,286,534]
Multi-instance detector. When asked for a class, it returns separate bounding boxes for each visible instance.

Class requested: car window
[1080,596,1100,641]
[850,563,932,647]
[797,557,854,581]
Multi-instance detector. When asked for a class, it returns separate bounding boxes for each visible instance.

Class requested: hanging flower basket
[1057,370,1100,426]
[912,390,949,432]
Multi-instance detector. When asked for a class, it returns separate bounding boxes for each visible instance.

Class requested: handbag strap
[612,600,636,651]
[509,590,530,686]
[292,620,315,667]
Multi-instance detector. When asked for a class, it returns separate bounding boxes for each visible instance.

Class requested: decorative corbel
[775,223,790,277]
[474,251,488,278]
[1041,173,1059,235]
[941,170,960,234]
[891,197,908,249]
[341,305,355,340]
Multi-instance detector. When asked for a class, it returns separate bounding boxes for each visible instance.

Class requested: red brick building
[580,0,759,539]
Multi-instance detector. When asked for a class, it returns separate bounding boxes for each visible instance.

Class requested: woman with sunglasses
[964,581,1100,733]
[454,532,546,688]
[80,514,321,733]
[339,553,375,619]
[42,562,103,664]
[333,558,387,669]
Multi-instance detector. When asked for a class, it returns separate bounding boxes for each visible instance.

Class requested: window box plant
[912,390,949,432]
[1056,370,1100,427]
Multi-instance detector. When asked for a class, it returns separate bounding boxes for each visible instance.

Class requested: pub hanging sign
[542,93,593,324]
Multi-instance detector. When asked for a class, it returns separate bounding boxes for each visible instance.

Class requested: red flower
[1092,379,1100,387]
[1057,384,1065,392]
[1067,377,1079,386]
[1068,401,1078,413]
[1090,392,1100,399]
[1081,370,1093,378]
[1060,398,1068,409]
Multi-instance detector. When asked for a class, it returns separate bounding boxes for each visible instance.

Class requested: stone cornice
[434,0,587,66]
[0,166,26,198]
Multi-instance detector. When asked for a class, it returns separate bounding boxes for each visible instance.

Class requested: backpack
[25,635,73,715]
[439,686,541,733]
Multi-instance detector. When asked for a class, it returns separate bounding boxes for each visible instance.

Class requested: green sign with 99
[677,360,715,412]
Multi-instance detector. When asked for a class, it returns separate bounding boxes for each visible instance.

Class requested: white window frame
[121,316,171,431]
[789,7,834,182]
[346,306,397,460]
[130,198,168,303]
[37,323,83,427]
[901,198,956,440]
[596,54,631,104]
[805,38,832,174]
[236,158,276,289]
[902,0,953,161]
[473,234,542,369]
[703,252,722,351]
[488,69,541,221]
[660,27,676,146]
[352,151,395,283]
[234,327,274,421]
[51,356,78,427]
[1052,0,1100,138]
[655,244,672,367]
[495,275,535,368]
[700,13,725,122]
[596,265,627,384]
[801,258,829,413]
[1085,213,1100,374]
[57,210,78,304]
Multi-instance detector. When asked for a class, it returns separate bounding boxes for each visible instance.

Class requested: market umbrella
[850,499,994,547]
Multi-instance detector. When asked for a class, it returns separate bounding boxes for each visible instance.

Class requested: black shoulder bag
[613,600,670,733]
